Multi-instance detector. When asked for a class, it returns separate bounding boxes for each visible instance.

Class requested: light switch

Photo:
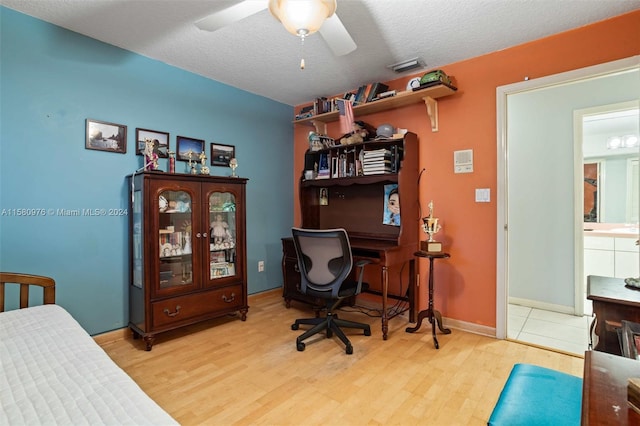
[475,188,490,202]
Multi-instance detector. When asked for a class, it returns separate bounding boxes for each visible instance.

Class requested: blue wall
[0,7,294,335]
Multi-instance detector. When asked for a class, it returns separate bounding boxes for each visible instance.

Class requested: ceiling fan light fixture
[268,0,337,37]
[387,57,426,74]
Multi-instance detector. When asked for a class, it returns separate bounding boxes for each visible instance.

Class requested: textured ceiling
[1,0,639,106]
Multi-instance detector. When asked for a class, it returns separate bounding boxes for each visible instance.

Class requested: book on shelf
[372,90,397,101]
[363,154,392,162]
[362,168,393,175]
[362,158,392,167]
[364,148,391,156]
[363,149,392,160]
[362,155,393,168]
[365,82,390,103]
[362,146,399,172]
[317,152,330,177]
[354,85,367,105]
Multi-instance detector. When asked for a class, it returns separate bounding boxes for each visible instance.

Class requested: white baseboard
[508,296,575,315]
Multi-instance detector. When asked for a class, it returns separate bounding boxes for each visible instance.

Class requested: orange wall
[293,10,640,329]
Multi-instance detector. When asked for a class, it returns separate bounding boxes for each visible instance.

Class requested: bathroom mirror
[582,103,639,224]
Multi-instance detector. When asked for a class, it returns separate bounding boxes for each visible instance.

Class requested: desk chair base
[292,312,371,355]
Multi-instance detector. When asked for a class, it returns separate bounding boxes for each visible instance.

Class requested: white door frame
[495,56,640,339]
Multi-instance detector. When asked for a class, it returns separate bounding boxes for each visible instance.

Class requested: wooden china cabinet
[128,171,248,350]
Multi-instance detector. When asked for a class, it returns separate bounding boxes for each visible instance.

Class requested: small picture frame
[85,119,127,153]
[210,143,235,167]
[319,188,328,206]
[136,128,169,158]
[176,136,205,162]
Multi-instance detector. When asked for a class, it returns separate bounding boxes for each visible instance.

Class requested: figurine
[229,158,238,177]
[210,214,231,245]
[143,138,159,171]
[182,233,192,254]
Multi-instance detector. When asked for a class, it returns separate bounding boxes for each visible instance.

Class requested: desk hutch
[283,133,419,340]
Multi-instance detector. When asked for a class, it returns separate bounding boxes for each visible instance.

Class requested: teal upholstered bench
[488,363,583,426]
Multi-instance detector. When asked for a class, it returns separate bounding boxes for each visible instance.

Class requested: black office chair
[291,227,371,354]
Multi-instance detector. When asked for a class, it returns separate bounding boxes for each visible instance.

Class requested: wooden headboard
[0,272,56,312]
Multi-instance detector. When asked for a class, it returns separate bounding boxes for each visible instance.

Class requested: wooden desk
[588,275,640,355]
[281,237,416,340]
[406,251,451,348]
[582,350,640,425]
[349,238,416,340]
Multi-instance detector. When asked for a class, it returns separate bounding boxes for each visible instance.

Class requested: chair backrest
[0,272,56,312]
[291,227,353,299]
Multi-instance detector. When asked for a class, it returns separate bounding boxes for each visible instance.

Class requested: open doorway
[576,101,640,317]
[496,56,640,355]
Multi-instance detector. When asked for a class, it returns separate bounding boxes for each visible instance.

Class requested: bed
[0,272,178,425]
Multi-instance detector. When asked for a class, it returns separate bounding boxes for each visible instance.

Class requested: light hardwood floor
[97,290,584,426]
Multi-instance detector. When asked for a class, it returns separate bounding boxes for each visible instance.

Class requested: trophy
[199,151,210,175]
[421,200,442,252]
[186,150,197,174]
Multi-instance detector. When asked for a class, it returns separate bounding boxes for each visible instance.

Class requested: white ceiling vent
[387,57,426,74]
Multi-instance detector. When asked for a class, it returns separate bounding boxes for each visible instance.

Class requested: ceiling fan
[195,0,357,57]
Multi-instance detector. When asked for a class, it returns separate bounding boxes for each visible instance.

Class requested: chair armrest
[353,260,372,294]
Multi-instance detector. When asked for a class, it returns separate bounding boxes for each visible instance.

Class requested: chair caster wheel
[297,341,305,351]
[326,329,333,338]
[346,345,353,355]
[364,328,371,336]
[291,323,299,330]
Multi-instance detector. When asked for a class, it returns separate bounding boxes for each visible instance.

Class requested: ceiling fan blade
[195,1,267,32]
[319,14,356,56]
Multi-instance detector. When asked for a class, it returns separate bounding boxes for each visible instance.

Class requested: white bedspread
[0,304,178,425]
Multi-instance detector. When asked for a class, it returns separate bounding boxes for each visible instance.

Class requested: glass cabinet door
[158,190,194,289]
[132,189,143,288]
[208,191,237,281]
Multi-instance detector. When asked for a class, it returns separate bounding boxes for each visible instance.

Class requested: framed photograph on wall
[176,136,205,162]
[136,128,169,158]
[85,119,127,153]
[210,143,235,167]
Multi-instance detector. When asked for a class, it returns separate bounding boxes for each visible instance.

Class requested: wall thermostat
[454,149,473,173]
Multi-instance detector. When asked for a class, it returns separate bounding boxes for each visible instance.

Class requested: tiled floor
[507,302,593,356]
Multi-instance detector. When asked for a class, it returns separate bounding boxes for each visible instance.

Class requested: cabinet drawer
[584,248,615,278]
[152,285,243,328]
[615,251,640,279]
[584,235,614,250]
[615,237,640,253]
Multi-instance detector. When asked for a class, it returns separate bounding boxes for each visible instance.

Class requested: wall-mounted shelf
[293,83,457,134]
